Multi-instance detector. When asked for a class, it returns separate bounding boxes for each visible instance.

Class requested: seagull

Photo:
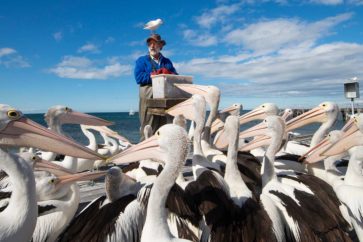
[143,18,163,32]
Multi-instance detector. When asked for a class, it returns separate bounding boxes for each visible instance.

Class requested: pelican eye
[262,105,265,108]
[64,107,70,112]
[7,110,21,120]
[49,178,56,184]
[31,156,37,161]
[322,104,326,107]
[156,131,160,136]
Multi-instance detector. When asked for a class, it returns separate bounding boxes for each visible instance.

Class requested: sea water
[25,111,346,145]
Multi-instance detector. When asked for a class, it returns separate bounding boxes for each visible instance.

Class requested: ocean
[25,111,346,145]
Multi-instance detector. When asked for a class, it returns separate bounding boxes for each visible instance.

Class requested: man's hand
[151,68,175,75]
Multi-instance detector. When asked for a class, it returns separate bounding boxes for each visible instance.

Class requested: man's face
[148,40,161,57]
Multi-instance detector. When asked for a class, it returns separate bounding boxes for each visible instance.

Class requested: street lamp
[344,77,360,117]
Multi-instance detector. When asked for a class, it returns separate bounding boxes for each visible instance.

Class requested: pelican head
[35,170,107,201]
[302,130,344,164]
[238,116,285,152]
[44,105,113,128]
[0,104,105,160]
[109,124,188,166]
[239,103,279,125]
[286,102,339,131]
[321,114,363,157]
[166,94,206,124]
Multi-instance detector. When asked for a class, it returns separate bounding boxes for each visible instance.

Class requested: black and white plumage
[239,115,352,242]
[59,166,147,242]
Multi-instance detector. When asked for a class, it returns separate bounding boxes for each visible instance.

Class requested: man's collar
[149,53,163,61]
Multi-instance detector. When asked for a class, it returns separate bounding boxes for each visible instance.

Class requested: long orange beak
[34,158,76,176]
[239,121,268,140]
[213,126,229,149]
[286,106,326,131]
[0,117,105,160]
[108,135,163,164]
[220,104,241,114]
[239,135,271,152]
[321,121,362,157]
[56,170,107,188]
[174,84,209,98]
[211,118,225,135]
[87,125,132,145]
[166,97,195,121]
[239,107,268,126]
[300,138,330,163]
[58,111,113,126]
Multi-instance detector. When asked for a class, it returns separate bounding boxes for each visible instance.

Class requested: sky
[1,0,363,113]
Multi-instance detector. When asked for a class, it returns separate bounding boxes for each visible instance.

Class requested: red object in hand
[151,68,174,75]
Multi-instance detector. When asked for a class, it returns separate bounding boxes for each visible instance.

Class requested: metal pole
[351,98,355,117]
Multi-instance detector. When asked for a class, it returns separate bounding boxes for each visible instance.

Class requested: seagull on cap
[144,18,163,33]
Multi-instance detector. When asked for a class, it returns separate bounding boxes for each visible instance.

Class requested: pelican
[194,115,284,242]
[0,104,105,242]
[315,114,363,241]
[237,115,352,241]
[210,103,242,135]
[167,94,221,179]
[33,170,107,242]
[174,84,223,159]
[108,124,196,241]
[42,105,111,171]
[285,101,339,155]
[58,166,147,241]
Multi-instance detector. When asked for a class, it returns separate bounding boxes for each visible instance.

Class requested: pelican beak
[89,125,132,146]
[213,126,229,149]
[286,106,326,131]
[56,170,107,188]
[239,121,268,139]
[240,135,271,152]
[341,117,355,132]
[174,84,209,98]
[166,97,195,121]
[211,118,225,134]
[220,105,238,114]
[321,121,362,157]
[0,117,106,160]
[300,138,330,163]
[108,135,163,164]
[239,107,267,125]
[34,159,75,176]
[59,111,113,126]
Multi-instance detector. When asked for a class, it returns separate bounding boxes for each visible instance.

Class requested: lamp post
[344,77,359,117]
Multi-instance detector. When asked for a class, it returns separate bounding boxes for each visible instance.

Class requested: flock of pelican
[0,83,363,242]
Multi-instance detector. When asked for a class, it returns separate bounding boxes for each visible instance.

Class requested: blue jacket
[134,54,178,86]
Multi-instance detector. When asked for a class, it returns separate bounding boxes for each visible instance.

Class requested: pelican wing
[58,194,137,241]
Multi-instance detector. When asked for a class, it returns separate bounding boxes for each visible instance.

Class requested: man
[134,33,177,141]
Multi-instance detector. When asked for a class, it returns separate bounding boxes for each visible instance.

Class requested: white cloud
[0,47,30,68]
[175,42,363,98]
[309,0,343,4]
[77,43,100,53]
[0,48,16,57]
[224,13,352,55]
[196,3,241,29]
[49,55,131,79]
[347,0,363,4]
[183,29,218,47]
[53,31,63,41]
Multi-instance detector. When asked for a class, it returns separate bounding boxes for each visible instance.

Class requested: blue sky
[1,0,363,113]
